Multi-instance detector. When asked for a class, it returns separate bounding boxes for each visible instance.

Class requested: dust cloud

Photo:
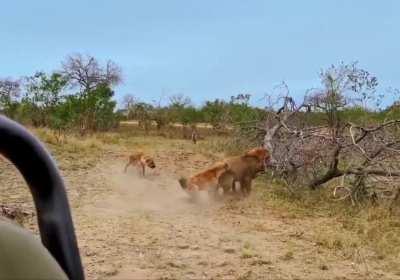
[94,164,218,217]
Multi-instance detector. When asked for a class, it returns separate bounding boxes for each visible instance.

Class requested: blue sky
[0,0,399,108]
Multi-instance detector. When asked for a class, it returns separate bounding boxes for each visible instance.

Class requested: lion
[218,147,270,197]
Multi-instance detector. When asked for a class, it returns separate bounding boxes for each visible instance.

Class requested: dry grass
[182,132,400,271]
[23,127,400,274]
[241,241,257,259]
[254,179,400,269]
[195,135,254,158]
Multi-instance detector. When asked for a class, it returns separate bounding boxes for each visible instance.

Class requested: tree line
[0,53,267,136]
[1,56,399,139]
[121,92,265,132]
[0,54,122,135]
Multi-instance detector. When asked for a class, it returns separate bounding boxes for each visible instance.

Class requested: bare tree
[123,94,141,120]
[261,82,309,164]
[169,93,191,108]
[60,54,122,134]
[61,53,122,93]
[122,94,136,110]
[243,63,400,206]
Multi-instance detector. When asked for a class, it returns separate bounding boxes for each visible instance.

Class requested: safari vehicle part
[0,116,84,279]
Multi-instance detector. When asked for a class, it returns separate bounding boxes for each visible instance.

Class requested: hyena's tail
[178,177,188,190]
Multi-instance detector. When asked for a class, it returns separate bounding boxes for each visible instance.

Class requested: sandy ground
[1,144,399,279]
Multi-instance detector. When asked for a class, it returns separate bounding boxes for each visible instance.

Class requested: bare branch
[62,53,122,93]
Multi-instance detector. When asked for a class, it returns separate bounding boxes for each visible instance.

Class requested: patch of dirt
[1,145,399,279]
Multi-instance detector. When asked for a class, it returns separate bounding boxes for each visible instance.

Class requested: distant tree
[60,54,122,134]
[0,78,20,117]
[152,106,170,130]
[202,99,230,129]
[23,71,68,126]
[228,93,261,124]
[91,85,118,130]
[169,94,191,108]
[49,95,79,141]
[230,93,251,105]
[61,53,122,93]
[129,102,153,131]
[145,96,170,130]
[78,83,118,132]
[168,94,192,124]
[122,94,137,119]
[180,106,202,125]
[123,94,136,108]
[306,61,378,131]
[381,89,400,121]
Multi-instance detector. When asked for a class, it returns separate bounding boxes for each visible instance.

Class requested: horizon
[1,1,399,108]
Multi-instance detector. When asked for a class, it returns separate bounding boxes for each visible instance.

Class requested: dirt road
[68,148,396,280]
[1,141,398,279]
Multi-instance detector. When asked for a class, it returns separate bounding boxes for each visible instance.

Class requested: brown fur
[179,162,229,198]
[218,147,270,197]
[244,147,270,165]
[124,152,156,176]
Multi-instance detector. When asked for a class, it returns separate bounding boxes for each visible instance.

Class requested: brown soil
[1,141,399,280]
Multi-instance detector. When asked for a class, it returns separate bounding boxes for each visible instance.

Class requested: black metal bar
[0,116,84,280]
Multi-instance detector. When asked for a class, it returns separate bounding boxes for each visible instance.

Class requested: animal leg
[141,163,145,176]
[124,160,132,173]
[241,177,253,197]
[218,172,235,197]
[228,180,243,198]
